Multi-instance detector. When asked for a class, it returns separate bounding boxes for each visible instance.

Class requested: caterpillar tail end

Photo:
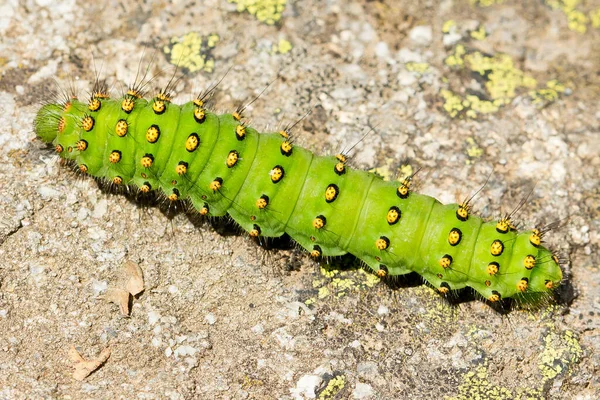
[34,103,63,143]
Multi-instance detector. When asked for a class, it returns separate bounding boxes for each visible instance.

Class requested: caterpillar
[34,77,563,307]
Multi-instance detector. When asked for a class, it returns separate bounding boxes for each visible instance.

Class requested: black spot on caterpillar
[34,76,563,307]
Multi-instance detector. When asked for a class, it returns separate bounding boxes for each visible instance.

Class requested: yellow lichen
[441,89,466,118]
[545,0,591,33]
[538,330,583,381]
[470,0,504,6]
[318,375,346,400]
[591,8,600,28]
[273,38,293,54]
[444,44,466,68]
[163,32,219,73]
[470,25,487,40]
[529,80,566,107]
[465,137,484,164]
[442,20,456,33]
[406,62,430,73]
[228,0,287,25]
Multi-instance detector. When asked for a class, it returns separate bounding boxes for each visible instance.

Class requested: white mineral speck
[165,347,172,357]
[91,280,108,296]
[148,310,161,325]
[92,199,108,219]
[377,305,389,315]
[251,324,264,334]
[290,374,322,399]
[353,382,375,399]
[409,25,433,45]
[205,313,216,325]
[38,186,61,200]
[174,345,197,357]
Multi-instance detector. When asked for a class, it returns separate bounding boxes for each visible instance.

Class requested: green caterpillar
[34,81,563,306]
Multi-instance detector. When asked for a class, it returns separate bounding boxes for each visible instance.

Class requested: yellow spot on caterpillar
[530,229,541,247]
[146,125,160,143]
[126,89,142,99]
[517,278,528,292]
[168,191,179,201]
[270,165,284,183]
[193,102,206,123]
[109,150,121,164]
[88,98,101,112]
[376,266,388,278]
[448,228,462,246]
[325,184,339,202]
[311,245,322,258]
[200,203,209,215]
[81,115,94,132]
[376,236,389,251]
[440,255,453,269]
[396,178,411,199]
[486,262,499,276]
[226,150,239,167]
[140,155,153,168]
[67,146,73,153]
[496,217,511,233]
[171,180,177,185]
[256,195,269,209]
[152,99,166,114]
[456,204,469,221]
[209,178,222,192]
[313,215,326,229]
[58,117,66,133]
[76,140,87,151]
[235,124,246,140]
[334,162,346,175]
[524,254,536,270]
[485,280,491,287]
[121,97,135,113]
[438,285,449,294]
[335,154,347,163]
[545,280,554,289]
[139,183,151,193]
[280,141,292,156]
[488,291,501,302]
[55,144,63,153]
[176,162,188,176]
[249,224,261,237]
[387,206,400,225]
[79,164,88,174]
[115,119,128,137]
[112,176,123,185]
[156,91,171,102]
[278,130,289,139]
[490,239,504,256]
[232,112,242,121]
[186,133,199,152]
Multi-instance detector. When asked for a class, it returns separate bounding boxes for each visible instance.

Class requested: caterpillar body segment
[35,95,562,304]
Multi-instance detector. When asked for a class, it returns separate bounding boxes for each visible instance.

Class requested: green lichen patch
[442,40,567,118]
[163,32,219,73]
[228,0,287,25]
[317,374,346,399]
[538,329,583,381]
[545,0,599,33]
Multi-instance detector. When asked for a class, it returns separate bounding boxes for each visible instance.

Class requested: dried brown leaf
[104,288,131,316]
[124,260,144,296]
[69,346,111,381]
